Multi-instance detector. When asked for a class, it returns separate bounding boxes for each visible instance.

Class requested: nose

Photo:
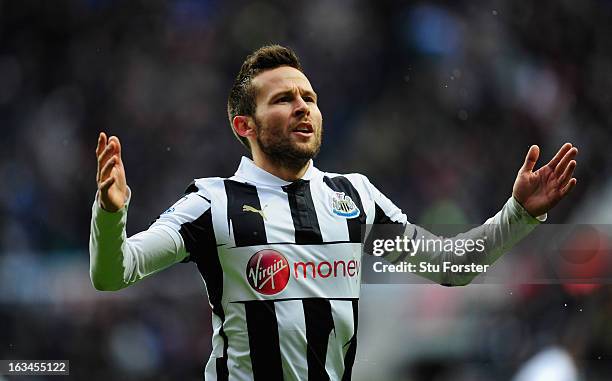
[293,96,310,118]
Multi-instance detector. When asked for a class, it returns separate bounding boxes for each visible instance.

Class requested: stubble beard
[254,118,323,172]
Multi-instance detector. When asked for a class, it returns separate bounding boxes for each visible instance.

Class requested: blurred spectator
[1,0,611,380]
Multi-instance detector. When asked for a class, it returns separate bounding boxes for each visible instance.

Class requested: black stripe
[283,179,323,244]
[341,300,359,381]
[196,194,211,203]
[184,180,199,194]
[224,180,268,247]
[185,180,211,202]
[179,209,228,380]
[363,202,407,258]
[373,202,402,225]
[323,176,366,243]
[245,301,284,380]
[303,299,334,381]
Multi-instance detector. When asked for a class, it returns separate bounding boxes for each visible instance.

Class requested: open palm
[96,132,129,212]
[512,143,578,217]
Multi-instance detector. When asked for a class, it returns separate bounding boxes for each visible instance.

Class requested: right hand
[96,132,129,212]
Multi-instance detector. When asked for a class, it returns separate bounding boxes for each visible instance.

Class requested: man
[90,45,578,380]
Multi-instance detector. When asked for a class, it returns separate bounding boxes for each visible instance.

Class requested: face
[250,66,323,169]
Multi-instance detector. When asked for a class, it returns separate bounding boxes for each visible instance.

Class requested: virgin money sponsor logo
[246,250,290,295]
[293,260,360,279]
[246,250,361,294]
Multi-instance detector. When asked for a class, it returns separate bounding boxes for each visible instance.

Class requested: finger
[521,145,540,173]
[96,142,117,184]
[560,178,577,197]
[96,132,107,157]
[558,160,576,188]
[97,140,117,169]
[98,156,117,183]
[99,175,116,192]
[108,136,122,163]
[554,147,578,177]
[546,142,572,169]
[95,133,108,183]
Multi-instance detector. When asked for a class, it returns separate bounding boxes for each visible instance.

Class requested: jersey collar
[234,156,320,187]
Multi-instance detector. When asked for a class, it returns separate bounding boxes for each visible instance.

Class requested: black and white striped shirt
[155,157,407,380]
[90,156,543,380]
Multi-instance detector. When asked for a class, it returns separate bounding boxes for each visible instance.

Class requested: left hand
[512,143,578,217]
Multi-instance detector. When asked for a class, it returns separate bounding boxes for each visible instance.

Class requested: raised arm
[369,143,579,286]
[89,133,189,291]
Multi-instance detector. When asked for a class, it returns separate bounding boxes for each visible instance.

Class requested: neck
[251,150,310,182]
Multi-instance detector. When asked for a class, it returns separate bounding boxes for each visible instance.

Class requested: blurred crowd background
[1,0,611,380]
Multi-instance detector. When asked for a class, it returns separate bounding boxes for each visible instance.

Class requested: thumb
[521,145,539,173]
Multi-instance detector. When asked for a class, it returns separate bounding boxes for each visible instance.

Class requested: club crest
[331,192,360,218]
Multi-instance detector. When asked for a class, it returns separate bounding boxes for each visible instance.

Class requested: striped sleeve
[399,196,544,286]
[342,174,408,226]
[351,175,409,262]
[368,180,408,226]
[358,176,544,286]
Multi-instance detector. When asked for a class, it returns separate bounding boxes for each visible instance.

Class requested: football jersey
[90,156,543,380]
[149,157,407,380]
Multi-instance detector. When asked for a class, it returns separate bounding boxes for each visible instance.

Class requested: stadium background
[1,0,611,379]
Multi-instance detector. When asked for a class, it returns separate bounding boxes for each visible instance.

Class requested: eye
[303,96,316,103]
[275,96,292,103]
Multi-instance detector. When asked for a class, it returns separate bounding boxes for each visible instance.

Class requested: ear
[233,115,257,139]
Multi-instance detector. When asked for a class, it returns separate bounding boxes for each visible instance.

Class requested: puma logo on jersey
[242,204,268,220]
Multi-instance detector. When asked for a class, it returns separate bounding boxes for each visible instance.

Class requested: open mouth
[292,122,314,137]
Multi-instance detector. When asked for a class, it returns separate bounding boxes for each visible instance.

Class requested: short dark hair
[227,45,303,150]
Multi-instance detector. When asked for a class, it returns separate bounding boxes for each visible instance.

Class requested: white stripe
[275,300,308,380]
[206,178,233,247]
[225,303,254,381]
[326,300,355,378]
[204,347,217,380]
[204,312,223,380]
[343,173,377,224]
[310,181,351,242]
[257,187,296,243]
